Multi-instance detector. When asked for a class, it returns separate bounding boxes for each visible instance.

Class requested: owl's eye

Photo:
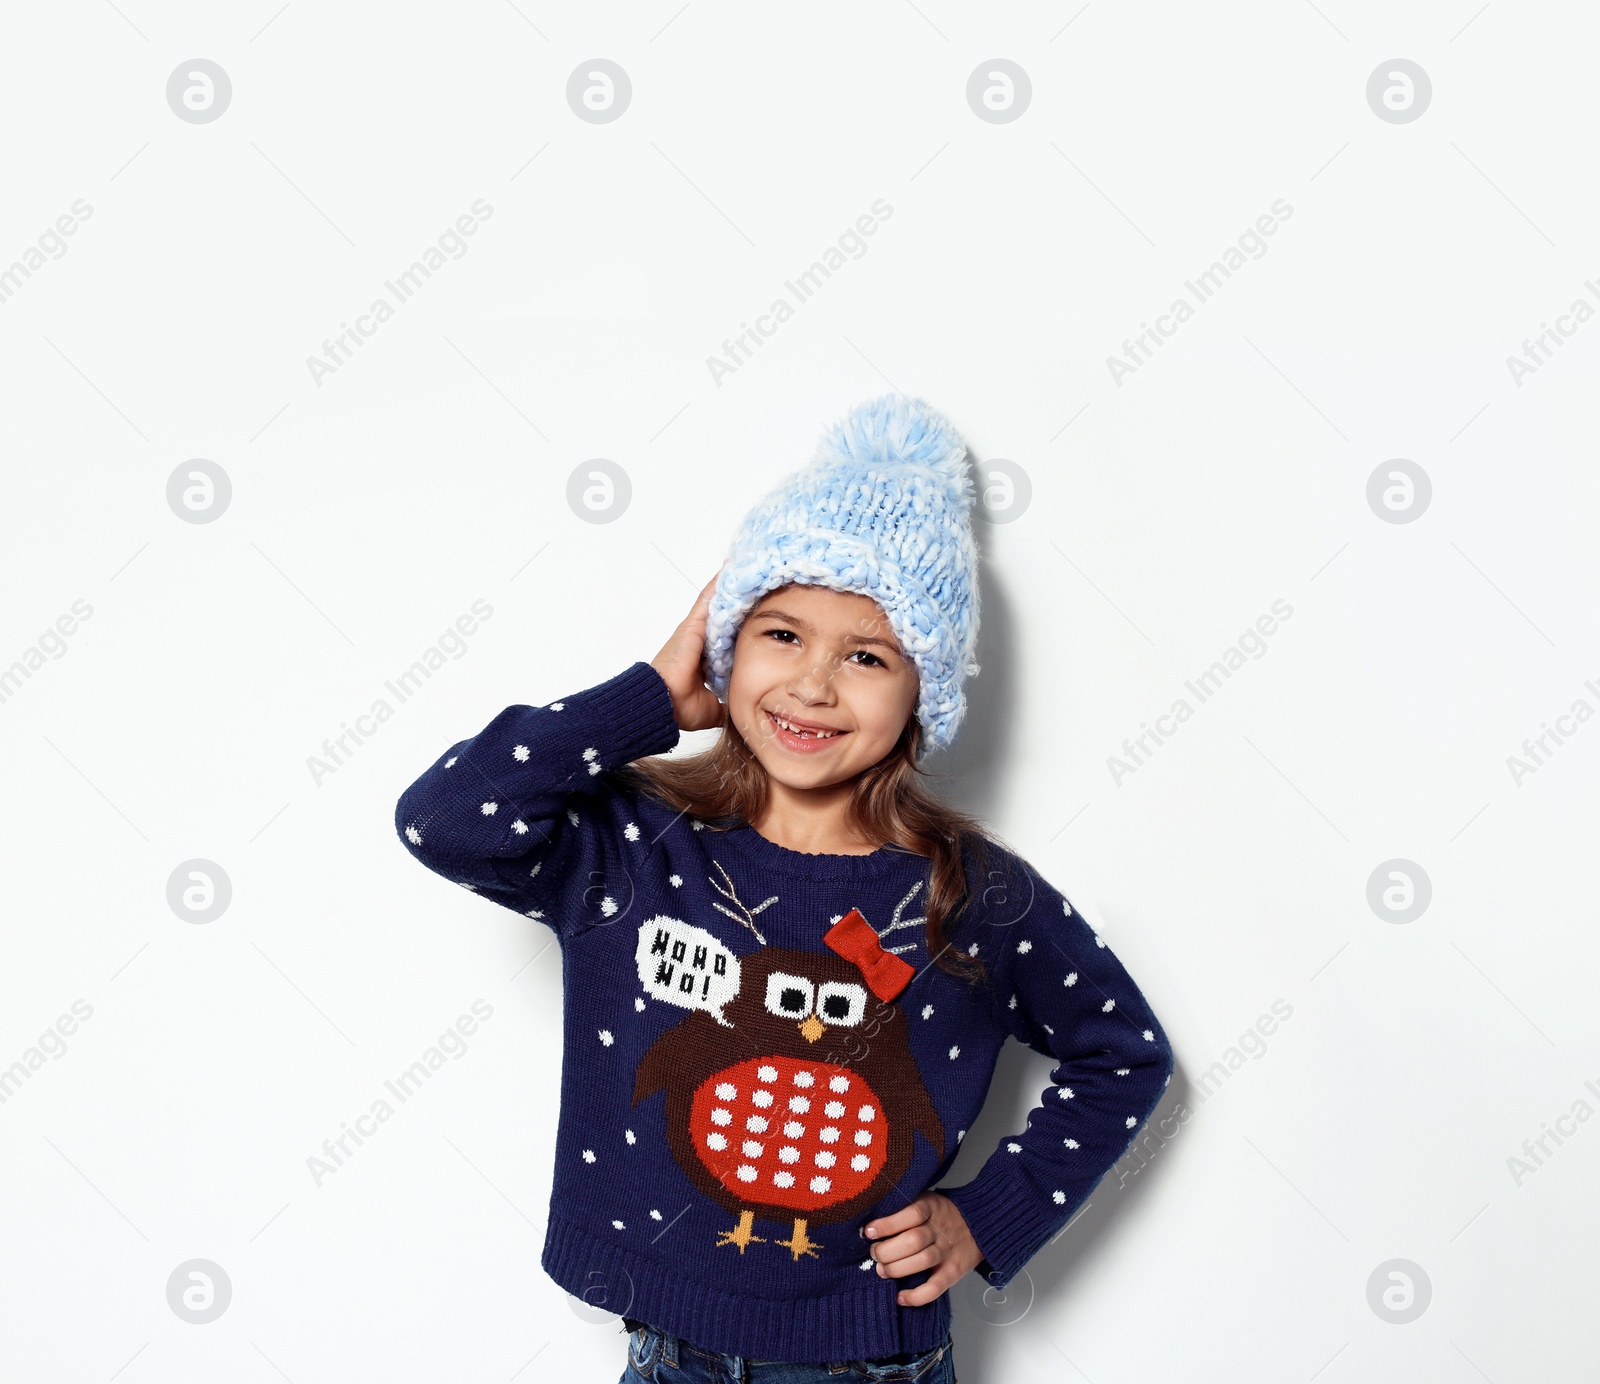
[816,980,868,1027]
[765,971,815,1020]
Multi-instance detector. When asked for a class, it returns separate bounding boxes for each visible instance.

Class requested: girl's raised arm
[393,572,723,940]
[392,660,681,942]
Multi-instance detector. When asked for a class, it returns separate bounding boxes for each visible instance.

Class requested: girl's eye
[761,629,885,667]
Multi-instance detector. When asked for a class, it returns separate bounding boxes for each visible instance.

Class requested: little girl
[396,395,1174,1382]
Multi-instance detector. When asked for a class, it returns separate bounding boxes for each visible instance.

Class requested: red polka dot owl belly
[688,1056,887,1210]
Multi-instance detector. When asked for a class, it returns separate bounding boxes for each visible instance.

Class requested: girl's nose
[789,666,840,703]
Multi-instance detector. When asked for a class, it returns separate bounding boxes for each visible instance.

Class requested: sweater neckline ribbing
[701,820,928,881]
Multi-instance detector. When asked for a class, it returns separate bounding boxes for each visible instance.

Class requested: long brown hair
[613,698,1012,991]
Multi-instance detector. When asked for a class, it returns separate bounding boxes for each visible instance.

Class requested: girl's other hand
[863,1192,986,1306]
[651,565,727,733]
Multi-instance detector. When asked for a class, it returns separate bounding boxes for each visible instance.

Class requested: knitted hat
[702,393,981,756]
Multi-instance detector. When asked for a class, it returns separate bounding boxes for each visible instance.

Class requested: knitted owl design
[631,906,944,1260]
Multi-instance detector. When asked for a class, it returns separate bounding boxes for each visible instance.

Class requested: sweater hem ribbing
[541,1207,953,1364]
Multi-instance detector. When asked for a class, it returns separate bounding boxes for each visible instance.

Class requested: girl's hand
[651,566,727,733]
[863,1192,986,1306]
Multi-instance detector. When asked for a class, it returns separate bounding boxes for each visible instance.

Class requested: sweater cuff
[581,661,682,766]
[936,1166,1065,1291]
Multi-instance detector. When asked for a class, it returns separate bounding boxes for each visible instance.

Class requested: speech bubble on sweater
[636,918,741,1027]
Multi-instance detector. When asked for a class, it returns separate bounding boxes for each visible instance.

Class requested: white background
[2,1,1597,1380]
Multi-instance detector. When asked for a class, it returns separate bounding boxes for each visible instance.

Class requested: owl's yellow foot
[715,1209,766,1253]
[776,1217,821,1260]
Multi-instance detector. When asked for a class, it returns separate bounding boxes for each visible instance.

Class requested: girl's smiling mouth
[766,709,848,753]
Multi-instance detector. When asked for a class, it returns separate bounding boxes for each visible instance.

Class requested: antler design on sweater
[873,879,927,955]
[708,859,777,945]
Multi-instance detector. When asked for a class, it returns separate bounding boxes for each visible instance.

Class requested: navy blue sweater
[394,660,1173,1363]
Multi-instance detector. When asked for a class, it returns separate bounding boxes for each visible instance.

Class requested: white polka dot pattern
[690,1056,887,1209]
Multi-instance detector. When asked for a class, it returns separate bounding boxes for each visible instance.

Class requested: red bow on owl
[823,908,915,1002]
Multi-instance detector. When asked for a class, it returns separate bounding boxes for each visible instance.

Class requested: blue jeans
[619,1321,957,1383]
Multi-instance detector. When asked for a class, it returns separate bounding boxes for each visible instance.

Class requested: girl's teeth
[776,714,836,739]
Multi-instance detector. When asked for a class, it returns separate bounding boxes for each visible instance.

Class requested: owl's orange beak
[798,1015,826,1044]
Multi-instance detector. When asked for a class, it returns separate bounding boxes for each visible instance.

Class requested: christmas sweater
[393,660,1174,1364]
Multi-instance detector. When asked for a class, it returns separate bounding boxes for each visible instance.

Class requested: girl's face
[727,583,919,789]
